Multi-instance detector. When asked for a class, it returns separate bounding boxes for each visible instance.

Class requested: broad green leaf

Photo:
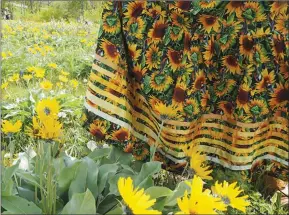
[108,146,132,165]
[2,196,42,214]
[1,180,17,196]
[96,194,119,214]
[120,164,135,174]
[57,161,81,194]
[97,164,118,195]
[109,173,133,195]
[153,197,167,211]
[88,148,111,160]
[134,161,161,186]
[145,186,173,199]
[165,180,191,207]
[3,162,19,182]
[137,177,154,190]
[16,170,41,189]
[17,186,35,202]
[61,189,96,214]
[106,206,123,215]
[83,157,100,199]
[68,161,88,200]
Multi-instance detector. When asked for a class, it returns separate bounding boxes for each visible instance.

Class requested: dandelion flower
[211,181,250,213]
[48,63,57,69]
[70,79,78,88]
[35,67,45,78]
[2,52,7,59]
[1,82,9,89]
[8,74,20,82]
[27,66,36,73]
[60,70,69,76]
[23,75,33,81]
[2,120,22,134]
[59,75,68,83]
[118,177,161,214]
[40,80,53,90]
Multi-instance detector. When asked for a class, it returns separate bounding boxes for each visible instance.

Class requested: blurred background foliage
[1,0,103,23]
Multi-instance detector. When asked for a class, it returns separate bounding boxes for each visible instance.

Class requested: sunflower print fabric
[83,1,289,180]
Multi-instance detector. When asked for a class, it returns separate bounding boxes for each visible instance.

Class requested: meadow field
[1,18,288,215]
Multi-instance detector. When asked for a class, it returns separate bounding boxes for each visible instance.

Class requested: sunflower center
[128,50,134,60]
[133,69,143,82]
[153,24,167,38]
[173,87,186,102]
[151,9,157,18]
[205,16,216,25]
[131,4,144,18]
[177,1,191,10]
[274,39,285,53]
[277,88,289,103]
[92,129,105,140]
[116,130,129,141]
[176,15,184,25]
[226,56,238,67]
[231,1,244,8]
[170,51,182,64]
[238,89,249,104]
[261,76,270,88]
[106,44,118,57]
[44,107,51,115]
[224,102,233,114]
[222,196,231,205]
[243,37,254,51]
[195,77,205,90]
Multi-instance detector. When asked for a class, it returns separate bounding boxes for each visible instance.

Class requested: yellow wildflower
[70,79,78,88]
[60,70,69,76]
[35,68,45,78]
[48,63,57,69]
[27,117,62,141]
[1,82,9,89]
[59,75,68,83]
[28,47,37,54]
[118,177,161,214]
[2,52,7,59]
[1,120,22,134]
[177,175,227,214]
[40,80,53,90]
[212,181,250,213]
[8,74,20,82]
[23,75,33,81]
[27,66,36,73]
[36,98,60,121]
